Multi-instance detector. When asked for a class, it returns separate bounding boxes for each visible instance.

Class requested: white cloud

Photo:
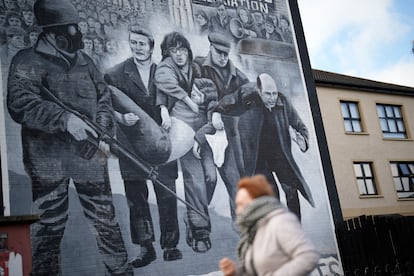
[297,0,413,86]
[368,57,414,87]
[298,0,398,54]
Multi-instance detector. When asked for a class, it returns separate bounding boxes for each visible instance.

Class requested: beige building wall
[316,86,414,219]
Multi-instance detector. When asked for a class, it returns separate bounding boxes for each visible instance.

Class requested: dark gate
[337,215,414,276]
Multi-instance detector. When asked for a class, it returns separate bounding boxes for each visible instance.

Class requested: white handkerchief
[205,130,228,167]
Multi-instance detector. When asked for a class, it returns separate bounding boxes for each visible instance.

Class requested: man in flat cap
[194,32,249,221]
[7,0,132,274]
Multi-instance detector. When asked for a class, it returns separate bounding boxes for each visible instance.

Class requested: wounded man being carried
[109,77,226,176]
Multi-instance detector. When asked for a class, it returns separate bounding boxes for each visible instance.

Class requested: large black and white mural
[0,0,343,275]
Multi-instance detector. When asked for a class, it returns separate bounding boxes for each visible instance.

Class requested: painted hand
[122,113,139,126]
[293,129,308,152]
[192,141,201,159]
[160,106,171,130]
[212,112,224,130]
[67,114,97,141]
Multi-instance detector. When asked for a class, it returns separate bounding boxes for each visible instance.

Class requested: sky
[297,0,414,87]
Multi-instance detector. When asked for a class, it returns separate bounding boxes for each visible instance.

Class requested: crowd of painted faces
[0,0,151,69]
[194,3,294,43]
[0,0,294,72]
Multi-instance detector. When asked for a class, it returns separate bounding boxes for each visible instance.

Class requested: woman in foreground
[220,175,319,276]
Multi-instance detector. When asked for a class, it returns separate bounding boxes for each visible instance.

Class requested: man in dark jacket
[194,32,249,221]
[215,73,315,220]
[104,26,181,267]
[6,0,132,275]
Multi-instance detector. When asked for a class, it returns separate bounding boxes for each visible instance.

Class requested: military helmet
[34,0,80,28]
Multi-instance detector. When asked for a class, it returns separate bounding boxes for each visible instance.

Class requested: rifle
[41,85,209,222]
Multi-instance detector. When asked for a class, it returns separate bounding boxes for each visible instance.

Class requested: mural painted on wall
[0,0,343,275]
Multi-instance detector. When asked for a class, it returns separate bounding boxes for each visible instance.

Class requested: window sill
[345,131,369,135]
[397,197,414,201]
[359,195,383,199]
[382,138,413,142]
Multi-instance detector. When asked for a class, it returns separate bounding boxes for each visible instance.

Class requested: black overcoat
[215,87,315,206]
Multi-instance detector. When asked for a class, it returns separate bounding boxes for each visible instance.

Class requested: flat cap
[208,32,231,53]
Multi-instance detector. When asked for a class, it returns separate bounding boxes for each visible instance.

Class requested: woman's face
[83,39,93,52]
[78,21,88,35]
[9,34,25,49]
[78,11,87,19]
[29,31,39,45]
[196,14,207,26]
[169,44,189,67]
[3,0,16,10]
[217,5,226,17]
[22,11,34,24]
[254,13,263,25]
[94,21,101,31]
[106,40,118,54]
[235,188,253,215]
[93,39,103,53]
[239,10,249,24]
[8,16,21,27]
[110,13,117,23]
[280,19,289,29]
[87,17,95,28]
[265,22,274,34]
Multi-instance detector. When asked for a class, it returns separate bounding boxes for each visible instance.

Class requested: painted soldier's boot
[163,247,182,261]
[129,241,156,268]
[184,217,211,253]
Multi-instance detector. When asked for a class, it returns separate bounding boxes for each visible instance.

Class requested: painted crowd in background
[0,0,343,275]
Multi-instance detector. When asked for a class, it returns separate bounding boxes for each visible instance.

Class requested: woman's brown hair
[238,174,274,199]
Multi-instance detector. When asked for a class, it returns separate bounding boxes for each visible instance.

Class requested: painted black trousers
[122,161,179,249]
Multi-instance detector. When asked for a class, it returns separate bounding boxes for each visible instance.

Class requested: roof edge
[312,69,414,96]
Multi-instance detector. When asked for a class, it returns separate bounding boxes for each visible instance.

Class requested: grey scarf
[236,196,282,273]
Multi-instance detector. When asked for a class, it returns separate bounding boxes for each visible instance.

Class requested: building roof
[312,69,414,96]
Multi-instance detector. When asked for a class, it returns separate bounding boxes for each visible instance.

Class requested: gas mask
[49,24,84,53]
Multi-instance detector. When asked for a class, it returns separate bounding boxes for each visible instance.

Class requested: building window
[376,104,407,138]
[353,162,377,196]
[340,101,362,132]
[390,162,414,199]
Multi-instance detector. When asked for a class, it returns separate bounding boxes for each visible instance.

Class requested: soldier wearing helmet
[6,0,133,275]
[33,0,85,54]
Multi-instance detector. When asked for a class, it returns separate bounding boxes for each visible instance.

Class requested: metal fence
[337,215,414,276]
